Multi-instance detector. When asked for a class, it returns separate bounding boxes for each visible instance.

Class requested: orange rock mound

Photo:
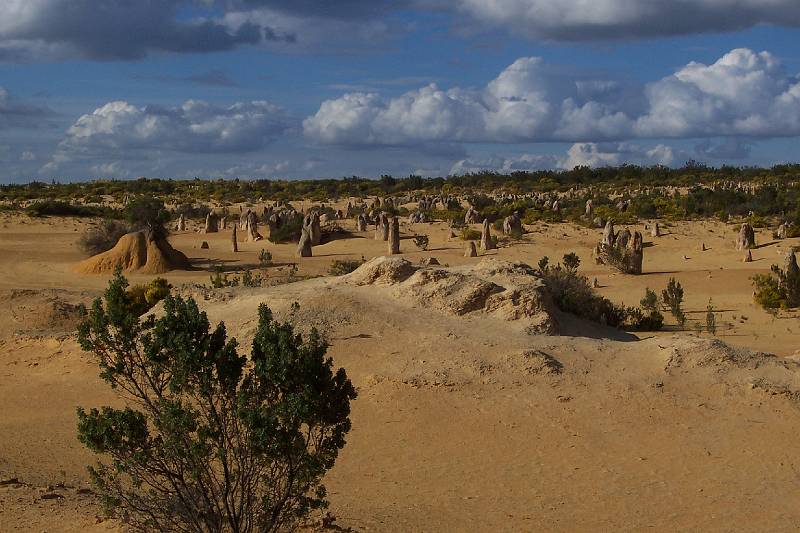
[75,230,190,275]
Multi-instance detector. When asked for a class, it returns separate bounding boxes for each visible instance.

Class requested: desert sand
[2,209,800,532]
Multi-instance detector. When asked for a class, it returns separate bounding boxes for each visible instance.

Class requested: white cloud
[59,99,293,155]
[305,48,800,147]
[636,48,800,138]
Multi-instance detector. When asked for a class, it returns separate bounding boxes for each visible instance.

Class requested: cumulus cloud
[560,142,681,169]
[635,48,800,138]
[58,99,293,155]
[447,0,800,40]
[305,48,800,147]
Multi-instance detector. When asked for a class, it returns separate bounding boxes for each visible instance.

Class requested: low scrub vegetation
[328,258,365,276]
[125,276,171,315]
[25,200,114,218]
[538,254,663,331]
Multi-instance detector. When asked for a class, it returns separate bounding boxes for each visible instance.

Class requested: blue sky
[1,1,800,183]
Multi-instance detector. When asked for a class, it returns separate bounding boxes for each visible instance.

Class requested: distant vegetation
[5,164,800,228]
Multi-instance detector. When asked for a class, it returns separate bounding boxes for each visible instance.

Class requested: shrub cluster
[538,254,663,331]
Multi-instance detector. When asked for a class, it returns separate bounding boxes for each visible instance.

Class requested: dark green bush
[76,271,356,531]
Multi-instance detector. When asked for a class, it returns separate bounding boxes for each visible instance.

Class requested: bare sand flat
[2,212,800,531]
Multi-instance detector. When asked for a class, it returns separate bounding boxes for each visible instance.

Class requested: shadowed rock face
[480,219,495,251]
[375,212,389,241]
[244,210,262,242]
[736,223,756,250]
[296,226,312,257]
[465,241,478,257]
[203,212,219,234]
[465,206,481,225]
[388,216,400,255]
[503,212,522,235]
[357,213,368,232]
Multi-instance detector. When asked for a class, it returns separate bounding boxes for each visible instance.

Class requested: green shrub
[328,259,364,276]
[241,269,263,288]
[662,277,686,327]
[76,271,356,532]
[540,257,662,331]
[412,235,430,250]
[209,266,239,288]
[125,276,171,315]
[752,259,800,310]
[640,288,659,312]
[562,252,580,273]
[268,217,303,244]
[123,197,170,230]
[259,249,273,266]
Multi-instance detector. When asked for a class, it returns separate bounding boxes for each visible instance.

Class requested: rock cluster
[593,221,644,275]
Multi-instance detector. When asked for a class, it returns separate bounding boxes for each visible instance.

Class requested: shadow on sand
[555,311,639,342]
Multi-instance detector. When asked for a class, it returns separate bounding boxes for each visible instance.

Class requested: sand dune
[3,237,800,530]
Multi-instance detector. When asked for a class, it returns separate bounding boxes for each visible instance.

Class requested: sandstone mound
[346,257,557,333]
[75,230,190,275]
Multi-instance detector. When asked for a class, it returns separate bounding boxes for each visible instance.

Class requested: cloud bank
[3,1,800,62]
[448,0,800,40]
[305,48,800,146]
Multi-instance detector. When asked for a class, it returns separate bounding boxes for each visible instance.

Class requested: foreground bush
[78,220,132,256]
[76,271,356,532]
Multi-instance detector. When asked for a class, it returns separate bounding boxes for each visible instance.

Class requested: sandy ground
[2,210,800,531]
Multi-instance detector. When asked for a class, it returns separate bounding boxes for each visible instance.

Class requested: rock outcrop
[736,223,756,250]
[594,221,644,275]
[76,230,190,275]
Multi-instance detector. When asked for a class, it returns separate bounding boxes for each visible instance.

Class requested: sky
[1,1,800,183]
